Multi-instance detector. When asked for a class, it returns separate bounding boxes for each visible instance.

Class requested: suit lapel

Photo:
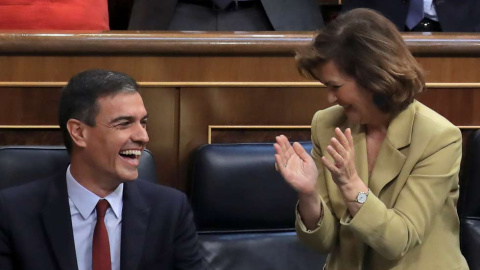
[120,181,151,270]
[260,0,324,30]
[41,175,79,270]
[369,102,416,195]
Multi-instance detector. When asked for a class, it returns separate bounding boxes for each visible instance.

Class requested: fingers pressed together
[321,127,354,175]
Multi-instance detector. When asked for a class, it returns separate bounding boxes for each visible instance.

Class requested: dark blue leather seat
[0,146,157,190]
[459,130,480,270]
[190,142,327,270]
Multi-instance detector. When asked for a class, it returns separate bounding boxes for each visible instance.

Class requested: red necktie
[92,199,111,270]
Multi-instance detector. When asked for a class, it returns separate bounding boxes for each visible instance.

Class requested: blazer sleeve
[173,193,206,270]
[0,192,14,270]
[295,110,340,253]
[341,125,462,260]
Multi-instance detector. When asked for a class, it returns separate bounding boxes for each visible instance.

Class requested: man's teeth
[119,150,142,156]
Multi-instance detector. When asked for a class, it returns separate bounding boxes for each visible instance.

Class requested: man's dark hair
[58,69,138,154]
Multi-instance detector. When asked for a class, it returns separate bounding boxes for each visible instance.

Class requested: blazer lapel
[41,175,78,270]
[369,103,416,195]
[369,138,407,195]
[120,181,151,270]
[352,125,369,190]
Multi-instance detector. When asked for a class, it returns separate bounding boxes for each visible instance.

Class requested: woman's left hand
[321,127,361,187]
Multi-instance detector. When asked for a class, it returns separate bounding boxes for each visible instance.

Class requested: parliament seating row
[1,129,480,269]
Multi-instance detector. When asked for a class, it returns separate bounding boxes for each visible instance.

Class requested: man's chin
[118,170,139,182]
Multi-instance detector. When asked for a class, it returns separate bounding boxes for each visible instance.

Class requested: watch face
[357,193,367,204]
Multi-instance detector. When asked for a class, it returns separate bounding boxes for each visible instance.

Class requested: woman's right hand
[274,135,318,196]
[275,135,323,229]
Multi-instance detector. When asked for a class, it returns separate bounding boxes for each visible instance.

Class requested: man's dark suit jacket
[128,0,324,31]
[0,174,204,270]
[342,0,480,32]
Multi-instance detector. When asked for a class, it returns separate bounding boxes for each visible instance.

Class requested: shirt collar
[66,165,123,220]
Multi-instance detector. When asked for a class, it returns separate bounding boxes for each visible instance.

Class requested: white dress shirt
[66,165,123,270]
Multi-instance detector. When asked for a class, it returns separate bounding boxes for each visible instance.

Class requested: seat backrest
[0,146,158,190]
[190,142,326,270]
[458,130,480,270]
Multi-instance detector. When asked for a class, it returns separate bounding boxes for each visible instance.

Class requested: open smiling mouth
[119,150,142,161]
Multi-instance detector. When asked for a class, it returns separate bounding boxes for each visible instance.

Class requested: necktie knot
[96,199,109,218]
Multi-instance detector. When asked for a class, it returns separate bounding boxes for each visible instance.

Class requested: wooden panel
[0,56,303,83]
[417,88,480,126]
[0,88,60,125]
[418,58,480,82]
[1,57,479,83]
[0,129,63,146]
[138,87,179,187]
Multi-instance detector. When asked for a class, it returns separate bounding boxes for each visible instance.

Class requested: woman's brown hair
[297,8,425,113]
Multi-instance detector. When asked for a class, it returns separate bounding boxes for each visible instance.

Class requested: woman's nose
[327,90,337,104]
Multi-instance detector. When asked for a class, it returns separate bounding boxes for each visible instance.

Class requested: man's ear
[67,119,87,148]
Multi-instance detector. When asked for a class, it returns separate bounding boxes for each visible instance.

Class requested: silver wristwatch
[350,189,370,204]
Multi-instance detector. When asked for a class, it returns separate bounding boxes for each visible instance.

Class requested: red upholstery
[0,0,109,30]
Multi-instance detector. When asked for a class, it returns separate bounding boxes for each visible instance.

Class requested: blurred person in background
[128,0,324,31]
[341,0,480,32]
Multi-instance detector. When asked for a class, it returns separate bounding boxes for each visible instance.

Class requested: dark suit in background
[128,0,324,31]
[341,0,480,32]
[0,173,203,270]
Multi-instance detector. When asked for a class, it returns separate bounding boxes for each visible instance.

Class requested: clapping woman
[274,8,468,270]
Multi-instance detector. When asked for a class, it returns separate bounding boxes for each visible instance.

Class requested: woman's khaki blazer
[296,101,469,270]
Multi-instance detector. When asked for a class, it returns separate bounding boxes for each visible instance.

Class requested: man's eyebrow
[110,116,135,124]
[109,114,148,124]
